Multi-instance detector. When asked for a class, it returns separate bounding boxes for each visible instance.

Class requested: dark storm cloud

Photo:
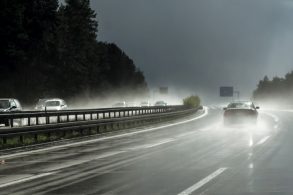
[91,0,293,100]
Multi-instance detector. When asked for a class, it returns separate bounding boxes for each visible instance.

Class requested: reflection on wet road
[0,107,290,195]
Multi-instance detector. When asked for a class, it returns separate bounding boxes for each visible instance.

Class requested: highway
[0,107,289,194]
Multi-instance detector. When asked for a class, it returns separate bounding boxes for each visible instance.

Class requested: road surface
[0,107,290,194]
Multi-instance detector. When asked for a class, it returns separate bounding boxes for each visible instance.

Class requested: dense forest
[0,0,148,105]
[253,71,293,104]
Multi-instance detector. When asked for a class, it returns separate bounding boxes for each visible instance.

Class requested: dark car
[223,101,259,125]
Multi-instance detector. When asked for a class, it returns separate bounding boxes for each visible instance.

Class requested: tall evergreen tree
[55,0,98,98]
[0,0,149,105]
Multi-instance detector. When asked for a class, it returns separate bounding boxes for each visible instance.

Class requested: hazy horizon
[91,0,293,102]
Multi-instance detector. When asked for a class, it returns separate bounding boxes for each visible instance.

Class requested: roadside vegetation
[253,71,293,104]
[183,95,201,108]
[0,0,148,105]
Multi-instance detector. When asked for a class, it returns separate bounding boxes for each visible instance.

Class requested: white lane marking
[0,172,56,188]
[255,136,270,146]
[143,139,175,148]
[178,167,227,195]
[43,151,125,172]
[0,108,208,160]
[127,139,175,150]
[260,112,279,122]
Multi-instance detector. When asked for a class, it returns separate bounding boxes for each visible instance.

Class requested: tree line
[253,71,293,104]
[0,0,148,105]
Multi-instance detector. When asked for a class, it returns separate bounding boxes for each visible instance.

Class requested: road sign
[220,86,234,97]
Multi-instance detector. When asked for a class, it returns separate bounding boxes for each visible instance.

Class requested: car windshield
[0,100,10,109]
[45,101,60,107]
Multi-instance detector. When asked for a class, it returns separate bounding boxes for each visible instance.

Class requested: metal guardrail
[0,105,185,127]
[0,105,200,146]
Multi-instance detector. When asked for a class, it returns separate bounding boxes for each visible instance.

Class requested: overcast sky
[91,0,293,101]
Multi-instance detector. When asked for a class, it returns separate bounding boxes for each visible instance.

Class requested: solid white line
[0,108,208,160]
[128,139,175,150]
[255,136,270,146]
[0,172,56,188]
[143,139,175,148]
[260,112,279,122]
[178,167,227,195]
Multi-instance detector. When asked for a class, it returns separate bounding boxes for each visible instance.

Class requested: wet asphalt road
[0,107,290,195]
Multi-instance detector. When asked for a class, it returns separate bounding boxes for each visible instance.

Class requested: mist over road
[0,107,290,194]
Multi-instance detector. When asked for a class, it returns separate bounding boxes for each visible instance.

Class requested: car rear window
[45,101,60,107]
[227,102,252,109]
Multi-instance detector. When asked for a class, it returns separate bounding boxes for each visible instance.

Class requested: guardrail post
[2,137,7,145]
[45,115,49,124]
[10,118,13,127]
[34,134,38,143]
[19,135,23,144]
[67,114,69,122]
[47,132,51,141]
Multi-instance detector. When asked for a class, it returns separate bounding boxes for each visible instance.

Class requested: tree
[0,0,59,103]
[0,0,149,105]
[183,95,201,108]
[253,72,293,104]
[55,0,98,98]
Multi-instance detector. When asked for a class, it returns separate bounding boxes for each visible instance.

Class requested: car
[140,101,150,107]
[112,101,127,108]
[154,101,167,106]
[0,98,22,126]
[35,98,67,111]
[223,101,259,125]
[34,98,50,110]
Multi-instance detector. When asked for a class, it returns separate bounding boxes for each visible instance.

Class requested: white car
[0,98,22,112]
[35,98,67,111]
[154,101,167,106]
[112,101,127,108]
[140,101,150,107]
[0,98,23,126]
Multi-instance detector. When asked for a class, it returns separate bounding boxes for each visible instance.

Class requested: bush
[183,95,201,108]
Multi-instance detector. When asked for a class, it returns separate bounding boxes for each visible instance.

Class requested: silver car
[140,101,150,107]
[35,98,67,111]
[112,101,127,108]
[0,98,22,112]
[0,98,22,126]
[154,101,167,106]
